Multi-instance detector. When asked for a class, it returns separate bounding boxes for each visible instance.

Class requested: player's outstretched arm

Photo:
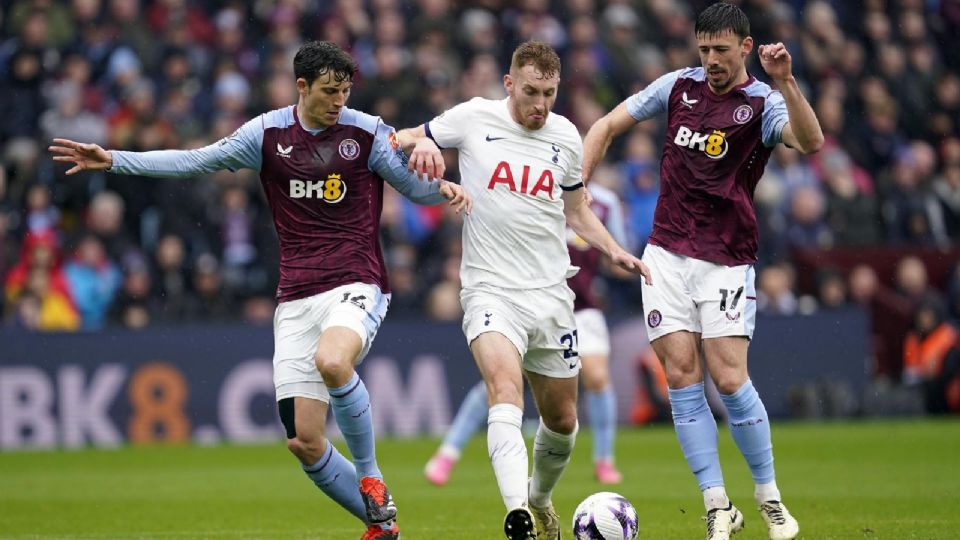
[582,102,638,185]
[49,139,113,175]
[562,188,652,284]
[397,125,445,181]
[758,43,824,155]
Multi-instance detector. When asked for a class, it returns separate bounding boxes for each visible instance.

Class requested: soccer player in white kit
[399,41,651,540]
[422,182,631,488]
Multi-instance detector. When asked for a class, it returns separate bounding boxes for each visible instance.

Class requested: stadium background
[2,0,960,438]
[1,1,960,539]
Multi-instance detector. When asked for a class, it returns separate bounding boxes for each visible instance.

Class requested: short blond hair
[510,40,561,78]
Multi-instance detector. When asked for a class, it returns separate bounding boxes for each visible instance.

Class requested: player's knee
[540,401,578,434]
[543,409,578,435]
[286,437,321,463]
[664,360,700,387]
[314,350,353,381]
[286,431,326,462]
[714,375,748,395]
[582,367,609,391]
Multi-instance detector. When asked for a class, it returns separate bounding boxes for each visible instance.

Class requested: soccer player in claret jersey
[582,4,822,540]
[398,41,651,540]
[50,41,470,540]
[423,182,631,487]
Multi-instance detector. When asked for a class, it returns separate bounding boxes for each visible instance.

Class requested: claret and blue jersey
[627,67,789,266]
[111,105,446,303]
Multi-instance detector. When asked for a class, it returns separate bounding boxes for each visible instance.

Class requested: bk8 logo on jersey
[572,492,640,540]
[289,173,346,203]
[674,126,728,159]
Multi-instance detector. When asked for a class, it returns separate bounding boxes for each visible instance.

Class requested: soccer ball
[572,492,640,540]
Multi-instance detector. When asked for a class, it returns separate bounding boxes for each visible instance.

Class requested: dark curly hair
[293,41,357,86]
[695,2,751,41]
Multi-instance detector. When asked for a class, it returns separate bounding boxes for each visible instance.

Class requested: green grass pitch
[1,420,958,539]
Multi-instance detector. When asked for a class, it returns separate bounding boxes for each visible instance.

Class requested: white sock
[530,419,577,507]
[487,403,528,510]
[755,481,781,504]
[703,486,731,511]
[437,443,461,461]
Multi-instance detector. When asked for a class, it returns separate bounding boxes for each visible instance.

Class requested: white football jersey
[427,97,584,289]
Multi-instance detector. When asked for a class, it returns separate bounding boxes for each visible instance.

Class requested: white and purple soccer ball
[572,492,640,540]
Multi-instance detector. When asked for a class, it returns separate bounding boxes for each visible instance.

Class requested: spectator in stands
[64,233,121,330]
[0,0,956,335]
[23,184,58,237]
[821,148,881,246]
[110,252,155,330]
[213,184,259,297]
[619,131,658,250]
[424,252,462,322]
[109,0,156,71]
[4,232,78,331]
[5,230,66,302]
[815,267,848,311]
[41,81,109,154]
[902,296,960,413]
[880,147,940,246]
[757,263,799,316]
[928,73,960,140]
[1,46,45,194]
[183,252,234,322]
[84,190,134,262]
[152,233,190,322]
[785,184,832,250]
[932,159,960,239]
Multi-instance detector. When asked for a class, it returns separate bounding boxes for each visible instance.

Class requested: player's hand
[408,137,445,181]
[758,43,793,82]
[439,180,472,215]
[610,248,652,284]
[582,187,594,207]
[49,138,113,175]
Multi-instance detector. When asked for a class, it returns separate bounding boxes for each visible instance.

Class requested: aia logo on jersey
[674,126,729,159]
[338,138,360,160]
[289,173,346,203]
[488,161,555,199]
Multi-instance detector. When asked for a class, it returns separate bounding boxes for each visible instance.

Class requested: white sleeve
[424,98,479,149]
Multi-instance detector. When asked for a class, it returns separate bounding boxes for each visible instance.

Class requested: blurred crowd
[1,0,959,390]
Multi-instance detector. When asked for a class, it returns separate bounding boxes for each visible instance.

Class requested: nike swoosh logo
[485,135,507,142]
[351,404,370,418]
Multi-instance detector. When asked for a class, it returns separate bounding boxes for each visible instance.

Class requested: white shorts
[273,283,390,402]
[640,244,756,342]
[574,308,610,357]
[461,282,580,379]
